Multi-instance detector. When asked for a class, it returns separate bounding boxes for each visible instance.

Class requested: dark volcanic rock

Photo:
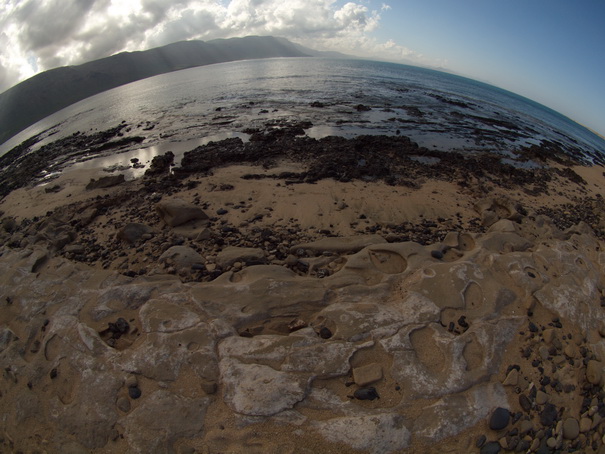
[480,441,501,454]
[86,174,125,190]
[539,403,558,427]
[145,151,175,176]
[489,407,510,430]
[353,387,380,400]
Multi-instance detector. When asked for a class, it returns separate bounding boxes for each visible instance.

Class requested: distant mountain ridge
[0,36,346,146]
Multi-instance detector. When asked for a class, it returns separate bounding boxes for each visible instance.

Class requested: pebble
[353,387,380,401]
[319,327,332,339]
[519,394,532,412]
[125,375,138,388]
[518,420,533,434]
[475,434,487,448]
[540,403,558,427]
[592,413,602,430]
[430,250,443,259]
[586,360,602,385]
[201,381,217,395]
[546,437,557,448]
[128,386,142,399]
[116,396,131,412]
[502,368,518,386]
[536,390,549,405]
[580,417,592,433]
[479,441,501,454]
[564,344,576,358]
[563,417,580,440]
[489,407,510,431]
[543,328,555,344]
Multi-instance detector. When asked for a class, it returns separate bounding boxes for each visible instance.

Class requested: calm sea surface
[2,58,604,167]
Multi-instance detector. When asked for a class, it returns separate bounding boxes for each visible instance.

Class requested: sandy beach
[1,125,605,453]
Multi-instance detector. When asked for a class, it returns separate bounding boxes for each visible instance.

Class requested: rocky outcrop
[1,212,605,453]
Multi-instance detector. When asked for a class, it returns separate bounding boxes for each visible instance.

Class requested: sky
[1,0,604,136]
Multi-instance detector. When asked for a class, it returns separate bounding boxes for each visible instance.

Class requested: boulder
[155,198,209,227]
[117,223,154,244]
[159,246,205,270]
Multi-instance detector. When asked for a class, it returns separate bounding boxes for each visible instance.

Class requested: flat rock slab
[290,234,386,254]
[215,246,266,268]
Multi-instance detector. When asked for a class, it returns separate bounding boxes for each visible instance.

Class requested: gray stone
[586,360,602,385]
[536,390,549,405]
[563,418,580,440]
[159,246,205,270]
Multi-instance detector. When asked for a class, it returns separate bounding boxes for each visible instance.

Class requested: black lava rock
[128,386,142,399]
[430,250,444,259]
[319,327,332,339]
[353,387,380,400]
[539,403,558,427]
[475,434,487,448]
[489,407,510,430]
[480,441,501,454]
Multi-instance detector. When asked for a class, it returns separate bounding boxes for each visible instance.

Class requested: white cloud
[0,0,438,93]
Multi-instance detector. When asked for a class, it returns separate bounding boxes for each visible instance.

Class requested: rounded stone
[580,417,592,433]
[563,417,580,440]
[479,441,501,454]
[125,375,138,388]
[546,437,557,449]
[586,360,602,385]
[128,386,142,399]
[116,396,131,412]
[536,390,549,405]
[519,420,533,434]
[489,407,510,431]
[475,434,487,448]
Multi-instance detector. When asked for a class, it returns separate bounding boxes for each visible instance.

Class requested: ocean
[2,57,604,169]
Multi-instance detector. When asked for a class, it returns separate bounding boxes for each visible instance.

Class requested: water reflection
[69,131,249,179]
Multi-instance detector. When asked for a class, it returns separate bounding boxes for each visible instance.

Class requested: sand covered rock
[155,198,209,227]
[215,246,266,268]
